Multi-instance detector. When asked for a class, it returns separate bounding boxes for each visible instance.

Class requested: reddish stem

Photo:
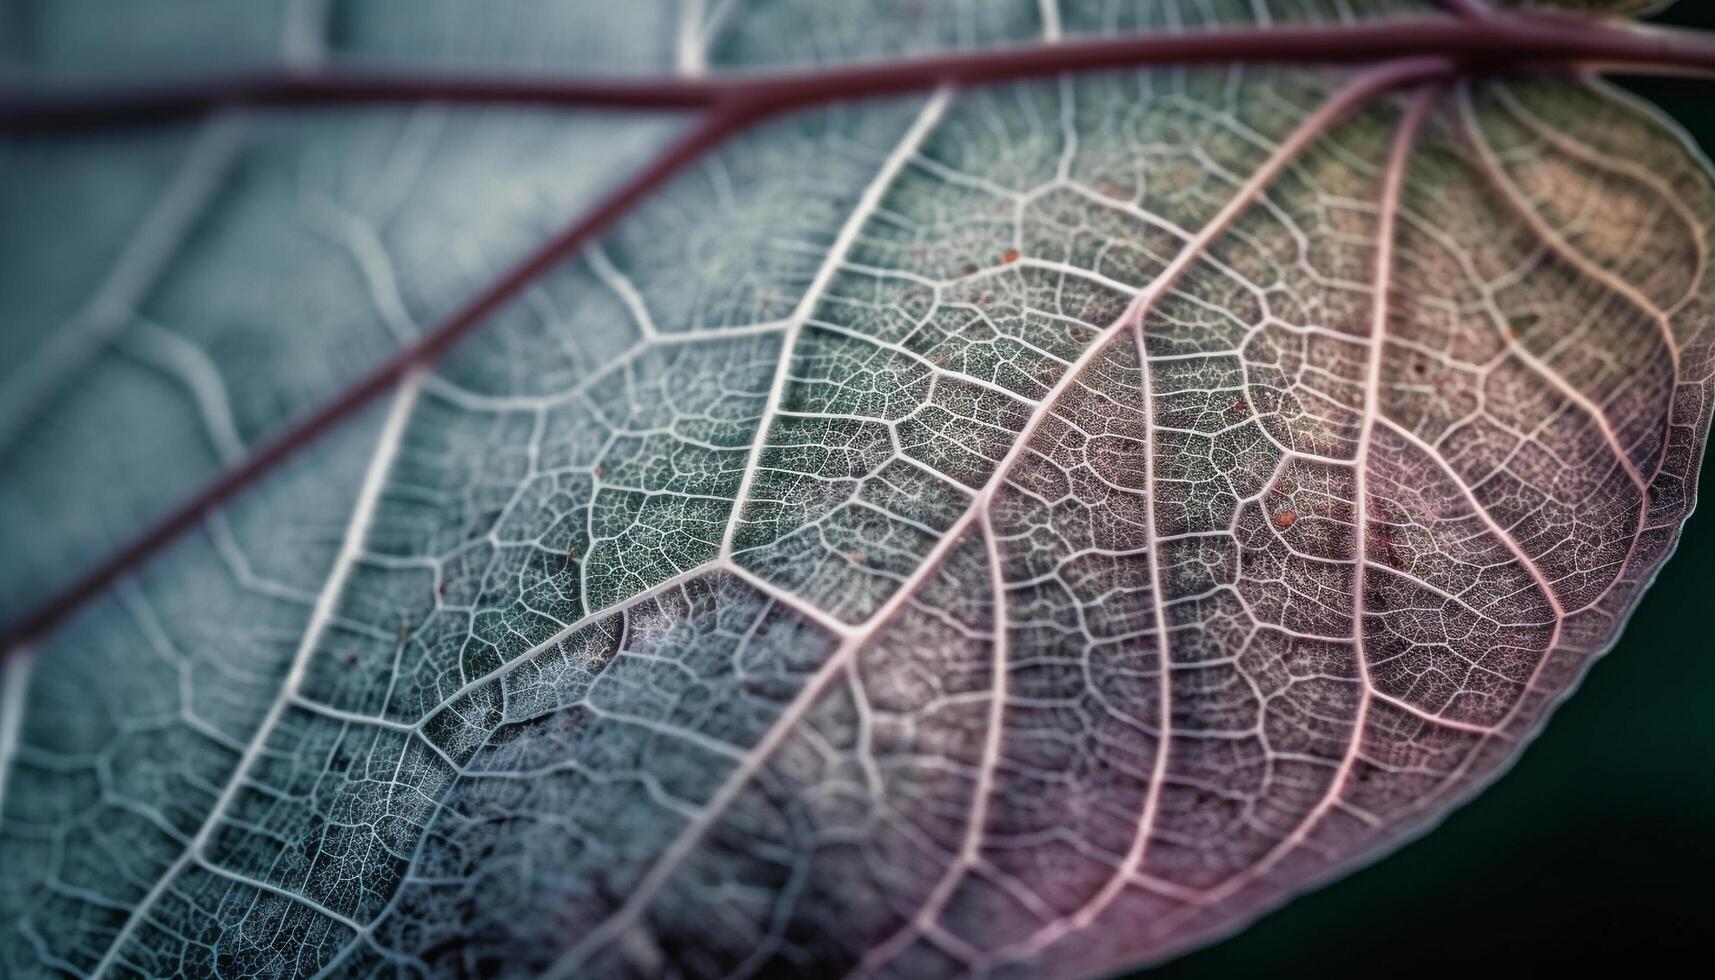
[4,16,1715,133]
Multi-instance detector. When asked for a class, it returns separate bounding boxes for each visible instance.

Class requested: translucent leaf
[1,2,1710,978]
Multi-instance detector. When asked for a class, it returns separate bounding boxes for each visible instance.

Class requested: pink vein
[1152,80,1441,928]
[978,67,1451,973]
[1456,85,1659,615]
[1491,80,1708,323]
[846,512,1013,978]
[540,57,1450,977]
[1460,82,1682,403]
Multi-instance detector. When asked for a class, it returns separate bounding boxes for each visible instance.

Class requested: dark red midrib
[3,9,1714,651]
[5,16,1715,133]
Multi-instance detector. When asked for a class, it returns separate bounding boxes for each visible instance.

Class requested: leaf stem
[3,14,1713,133]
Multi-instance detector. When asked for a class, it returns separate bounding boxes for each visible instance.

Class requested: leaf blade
[2,6,1712,980]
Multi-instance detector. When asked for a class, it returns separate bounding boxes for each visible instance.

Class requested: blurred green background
[1132,5,1715,976]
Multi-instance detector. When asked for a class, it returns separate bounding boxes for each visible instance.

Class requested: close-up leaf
[1,1,1711,977]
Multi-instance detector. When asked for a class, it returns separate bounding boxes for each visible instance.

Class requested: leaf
[1,2,1712,978]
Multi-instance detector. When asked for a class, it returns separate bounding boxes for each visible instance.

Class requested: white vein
[86,370,425,979]
[847,515,1013,978]
[302,196,423,345]
[1035,239,1179,939]
[587,242,662,341]
[677,0,708,76]
[1040,0,1063,42]
[0,647,34,826]
[720,88,955,559]
[283,0,331,69]
[115,318,248,467]
[0,115,243,453]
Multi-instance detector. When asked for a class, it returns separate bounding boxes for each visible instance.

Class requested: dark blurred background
[1131,4,1715,976]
